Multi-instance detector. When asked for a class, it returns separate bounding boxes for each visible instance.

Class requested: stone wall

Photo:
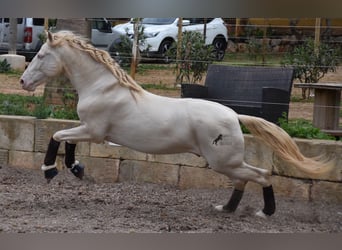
[0,115,341,203]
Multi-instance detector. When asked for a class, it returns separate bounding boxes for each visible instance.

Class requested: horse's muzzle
[20,78,35,91]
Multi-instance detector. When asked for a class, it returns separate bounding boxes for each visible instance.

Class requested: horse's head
[20,32,64,91]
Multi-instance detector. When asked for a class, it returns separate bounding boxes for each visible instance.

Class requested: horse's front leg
[53,124,95,143]
[42,125,96,182]
[64,141,85,180]
[42,137,60,183]
[56,124,103,180]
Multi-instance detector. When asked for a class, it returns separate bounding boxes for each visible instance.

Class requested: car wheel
[158,39,174,63]
[212,38,227,61]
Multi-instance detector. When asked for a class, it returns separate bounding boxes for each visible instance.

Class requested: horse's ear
[47,31,53,42]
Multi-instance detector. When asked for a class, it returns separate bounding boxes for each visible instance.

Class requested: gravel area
[0,164,341,233]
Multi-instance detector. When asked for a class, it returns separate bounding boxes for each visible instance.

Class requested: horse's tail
[238,114,334,178]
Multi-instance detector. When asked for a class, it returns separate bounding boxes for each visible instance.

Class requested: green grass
[141,83,177,90]
[121,63,172,75]
[0,93,78,120]
[0,93,42,116]
[290,96,309,103]
[138,64,171,71]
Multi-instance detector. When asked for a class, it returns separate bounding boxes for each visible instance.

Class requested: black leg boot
[65,142,84,180]
[262,185,276,216]
[223,189,244,212]
[42,137,60,183]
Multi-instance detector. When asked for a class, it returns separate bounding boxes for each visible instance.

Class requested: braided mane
[47,30,143,92]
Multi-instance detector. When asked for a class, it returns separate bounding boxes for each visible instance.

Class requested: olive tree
[282,38,340,99]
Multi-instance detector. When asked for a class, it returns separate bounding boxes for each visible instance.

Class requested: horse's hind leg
[241,163,276,218]
[65,142,84,179]
[42,137,60,182]
[214,180,246,213]
[214,162,275,217]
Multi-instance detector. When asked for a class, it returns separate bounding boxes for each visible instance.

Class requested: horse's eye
[37,54,44,59]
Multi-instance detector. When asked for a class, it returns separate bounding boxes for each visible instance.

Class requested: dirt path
[0,164,341,233]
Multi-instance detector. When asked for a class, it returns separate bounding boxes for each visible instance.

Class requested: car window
[141,18,176,25]
[32,18,45,26]
[92,20,106,30]
[185,18,214,25]
[2,18,23,24]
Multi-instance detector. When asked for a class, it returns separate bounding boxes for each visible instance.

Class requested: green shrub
[49,106,79,120]
[277,115,334,140]
[0,59,11,73]
[111,34,134,66]
[282,38,340,99]
[110,20,148,66]
[32,103,53,119]
[167,31,216,84]
[241,113,334,140]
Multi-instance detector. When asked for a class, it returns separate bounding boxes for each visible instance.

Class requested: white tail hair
[238,114,334,178]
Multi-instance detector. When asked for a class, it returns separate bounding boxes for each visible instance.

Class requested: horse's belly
[107,134,196,155]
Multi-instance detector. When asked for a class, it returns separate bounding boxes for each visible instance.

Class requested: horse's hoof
[213,204,235,213]
[44,167,58,183]
[70,163,84,180]
[213,205,224,212]
[255,210,268,219]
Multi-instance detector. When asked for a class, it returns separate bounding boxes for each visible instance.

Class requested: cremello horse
[20,31,332,218]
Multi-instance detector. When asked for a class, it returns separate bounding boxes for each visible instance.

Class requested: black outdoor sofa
[181,65,294,124]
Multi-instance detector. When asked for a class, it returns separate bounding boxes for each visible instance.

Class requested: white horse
[20,31,332,218]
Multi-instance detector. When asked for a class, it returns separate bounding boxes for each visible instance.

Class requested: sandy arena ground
[0,164,341,233]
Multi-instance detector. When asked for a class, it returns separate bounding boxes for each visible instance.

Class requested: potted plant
[167,31,216,97]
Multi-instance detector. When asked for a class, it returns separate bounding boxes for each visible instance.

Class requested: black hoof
[70,164,84,180]
[44,167,58,183]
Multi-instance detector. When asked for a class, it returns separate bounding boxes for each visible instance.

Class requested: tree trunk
[176,18,183,86]
[8,18,17,54]
[130,18,140,79]
[55,18,91,38]
[44,19,91,112]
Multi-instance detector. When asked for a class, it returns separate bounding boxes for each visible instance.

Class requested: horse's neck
[61,49,119,96]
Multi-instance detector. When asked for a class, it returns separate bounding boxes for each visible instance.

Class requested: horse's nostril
[20,79,24,85]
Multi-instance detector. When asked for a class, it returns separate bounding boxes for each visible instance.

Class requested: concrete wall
[0,115,341,203]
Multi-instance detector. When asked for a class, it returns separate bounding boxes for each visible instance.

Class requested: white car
[110,18,228,61]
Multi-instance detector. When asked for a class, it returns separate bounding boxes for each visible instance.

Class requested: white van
[0,18,45,61]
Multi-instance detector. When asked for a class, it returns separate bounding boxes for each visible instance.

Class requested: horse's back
[178,97,239,127]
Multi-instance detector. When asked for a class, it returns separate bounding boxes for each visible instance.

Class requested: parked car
[109,18,228,61]
[91,18,120,50]
[0,18,121,61]
[0,18,45,61]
